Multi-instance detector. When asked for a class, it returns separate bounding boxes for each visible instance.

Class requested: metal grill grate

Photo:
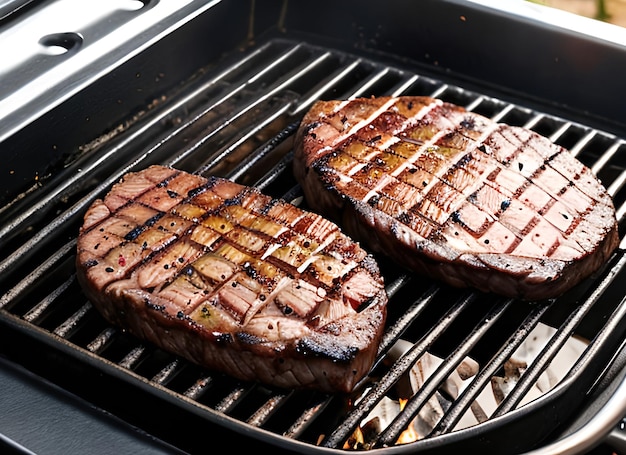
[1,38,626,453]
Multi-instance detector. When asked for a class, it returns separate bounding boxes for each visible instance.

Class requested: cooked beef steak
[76,165,387,393]
[293,96,619,300]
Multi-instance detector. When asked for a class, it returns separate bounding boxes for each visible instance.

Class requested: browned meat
[76,165,387,393]
[294,96,620,300]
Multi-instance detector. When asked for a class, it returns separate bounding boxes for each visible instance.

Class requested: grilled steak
[76,165,387,393]
[294,96,619,300]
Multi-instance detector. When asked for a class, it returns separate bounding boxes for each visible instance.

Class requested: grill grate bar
[548,121,575,144]
[22,275,74,324]
[376,298,514,447]
[183,376,213,400]
[247,43,313,85]
[574,266,626,384]
[290,65,419,117]
[161,92,292,171]
[322,292,474,449]
[245,50,334,101]
[0,188,99,281]
[290,58,364,115]
[592,140,624,175]
[248,149,297,193]
[86,327,116,353]
[429,84,449,99]
[376,284,440,361]
[522,113,545,131]
[0,239,75,309]
[617,204,626,239]
[283,395,331,439]
[430,301,550,436]
[194,102,294,176]
[151,360,181,386]
[388,74,421,97]
[382,273,413,300]
[53,301,91,338]
[493,269,619,418]
[494,319,582,417]
[226,121,300,182]
[247,393,290,427]
[464,95,487,112]
[118,346,146,370]
[489,103,516,123]
[554,252,626,383]
[608,169,626,203]
[349,67,394,99]
[0,180,72,251]
[570,130,599,158]
[215,387,249,414]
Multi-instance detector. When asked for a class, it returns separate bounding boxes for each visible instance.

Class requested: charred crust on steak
[296,337,360,362]
[460,116,477,131]
[367,194,380,207]
[293,96,619,300]
[145,298,165,312]
[156,172,178,188]
[304,121,321,134]
[146,213,164,227]
[397,211,411,225]
[187,184,209,199]
[235,331,265,345]
[124,226,144,241]
[77,165,388,392]
[215,332,233,344]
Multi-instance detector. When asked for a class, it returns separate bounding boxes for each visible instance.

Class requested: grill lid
[0,0,222,143]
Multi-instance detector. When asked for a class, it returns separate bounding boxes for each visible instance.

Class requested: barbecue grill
[1,0,626,453]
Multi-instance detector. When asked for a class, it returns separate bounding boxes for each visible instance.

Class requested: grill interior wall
[1,34,626,454]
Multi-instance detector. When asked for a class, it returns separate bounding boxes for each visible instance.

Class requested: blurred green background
[531,0,625,25]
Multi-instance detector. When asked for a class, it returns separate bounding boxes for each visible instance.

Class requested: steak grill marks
[80,167,372,324]
[76,165,387,392]
[316,97,608,260]
[297,96,618,299]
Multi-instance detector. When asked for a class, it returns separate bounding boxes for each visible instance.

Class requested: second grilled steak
[294,96,619,300]
[76,165,387,393]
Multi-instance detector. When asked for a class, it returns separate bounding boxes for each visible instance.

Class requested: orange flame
[396,398,420,445]
[343,425,364,449]
[343,398,421,449]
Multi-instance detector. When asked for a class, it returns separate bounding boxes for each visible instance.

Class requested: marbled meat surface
[294,96,619,300]
[76,165,387,393]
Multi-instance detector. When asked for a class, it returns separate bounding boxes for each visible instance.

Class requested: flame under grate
[1,38,626,453]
